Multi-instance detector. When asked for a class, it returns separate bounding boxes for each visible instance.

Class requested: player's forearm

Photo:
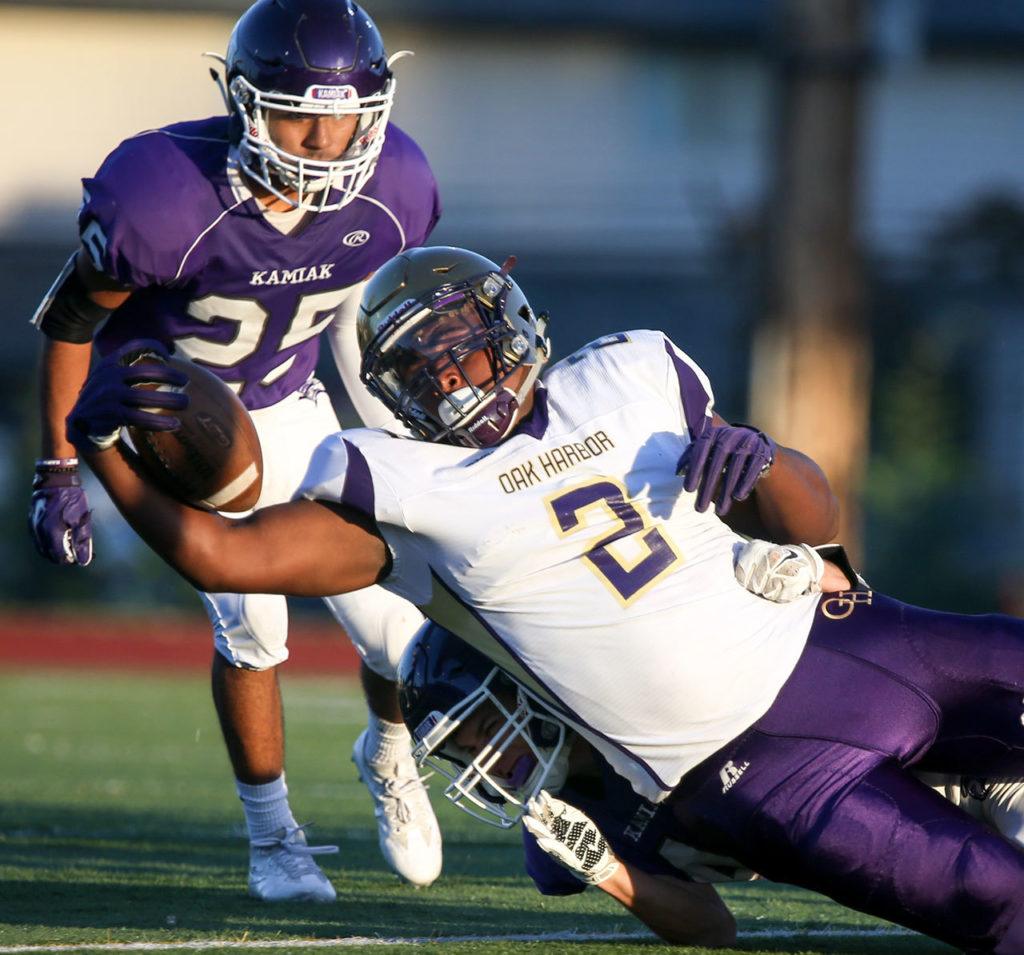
[752,444,839,544]
[82,444,387,598]
[727,443,839,545]
[597,862,736,947]
[39,338,93,458]
[36,251,133,459]
[821,559,851,592]
[82,443,235,590]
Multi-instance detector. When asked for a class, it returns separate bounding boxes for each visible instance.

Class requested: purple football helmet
[398,622,570,829]
[223,0,401,210]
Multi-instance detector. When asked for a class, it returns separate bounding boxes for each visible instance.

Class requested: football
[126,354,263,513]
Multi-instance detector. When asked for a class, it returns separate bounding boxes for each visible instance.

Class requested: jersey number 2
[546,479,682,606]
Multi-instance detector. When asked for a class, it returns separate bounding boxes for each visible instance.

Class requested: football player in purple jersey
[63,246,1024,950]
[28,0,444,900]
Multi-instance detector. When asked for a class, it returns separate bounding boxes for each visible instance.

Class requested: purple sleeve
[78,173,148,287]
[522,824,586,897]
[78,132,210,288]
[338,439,376,517]
[409,174,441,249]
[662,337,714,439]
[385,125,441,250]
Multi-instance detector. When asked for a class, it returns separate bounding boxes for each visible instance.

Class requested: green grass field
[0,669,953,954]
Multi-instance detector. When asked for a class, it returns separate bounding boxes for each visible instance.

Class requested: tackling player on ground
[398,615,1024,947]
[67,246,1024,949]
[29,0,443,900]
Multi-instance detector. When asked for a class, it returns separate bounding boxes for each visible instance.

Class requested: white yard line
[0,926,914,952]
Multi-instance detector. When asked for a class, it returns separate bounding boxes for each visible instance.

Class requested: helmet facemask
[228,67,395,212]
[410,669,570,829]
[361,266,548,448]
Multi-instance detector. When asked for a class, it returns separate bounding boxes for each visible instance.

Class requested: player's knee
[957,835,1024,951]
[358,612,421,679]
[899,827,1024,945]
[325,590,424,680]
[202,591,290,670]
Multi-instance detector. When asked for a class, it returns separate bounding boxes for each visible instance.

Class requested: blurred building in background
[4,0,1024,612]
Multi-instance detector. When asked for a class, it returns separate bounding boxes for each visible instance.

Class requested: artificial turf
[0,670,952,954]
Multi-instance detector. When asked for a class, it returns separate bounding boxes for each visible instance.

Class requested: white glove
[523,790,620,886]
[735,539,823,603]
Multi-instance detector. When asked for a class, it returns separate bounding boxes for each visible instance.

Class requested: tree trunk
[751,0,871,560]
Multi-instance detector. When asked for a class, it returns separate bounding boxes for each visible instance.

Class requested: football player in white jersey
[65,246,1024,951]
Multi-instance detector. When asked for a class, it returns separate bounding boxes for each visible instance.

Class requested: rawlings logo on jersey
[249,264,334,286]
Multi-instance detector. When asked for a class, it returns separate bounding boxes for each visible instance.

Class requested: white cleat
[352,728,443,887]
[248,824,338,902]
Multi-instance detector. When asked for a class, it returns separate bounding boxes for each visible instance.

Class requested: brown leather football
[127,355,263,513]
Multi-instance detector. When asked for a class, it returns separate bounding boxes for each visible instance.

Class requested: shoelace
[378,775,431,825]
[251,823,339,856]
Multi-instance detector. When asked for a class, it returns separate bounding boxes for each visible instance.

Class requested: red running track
[0,609,360,674]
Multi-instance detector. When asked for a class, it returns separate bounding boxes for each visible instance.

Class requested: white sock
[236,773,297,843]
[363,713,412,766]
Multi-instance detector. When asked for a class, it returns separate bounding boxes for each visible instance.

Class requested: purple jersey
[81,116,440,410]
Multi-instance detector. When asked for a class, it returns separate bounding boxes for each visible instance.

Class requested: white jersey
[305,330,819,801]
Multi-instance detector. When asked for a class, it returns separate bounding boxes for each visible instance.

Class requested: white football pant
[201,376,424,677]
[920,772,1024,847]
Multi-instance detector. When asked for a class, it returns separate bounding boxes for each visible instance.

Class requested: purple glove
[66,339,189,452]
[29,459,93,566]
[678,423,776,516]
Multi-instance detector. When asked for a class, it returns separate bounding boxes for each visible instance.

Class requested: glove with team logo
[66,339,188,452]
[678,423,776,516]
[523,790,620,886]
[735,539,823,602]
[29,459,93,566]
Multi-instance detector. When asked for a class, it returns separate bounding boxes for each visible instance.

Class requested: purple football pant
[670,592,1024,953]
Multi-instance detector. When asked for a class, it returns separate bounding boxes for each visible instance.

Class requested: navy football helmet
[398,622,570,829]
[358,247,550,448]
[221,0,401,210]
